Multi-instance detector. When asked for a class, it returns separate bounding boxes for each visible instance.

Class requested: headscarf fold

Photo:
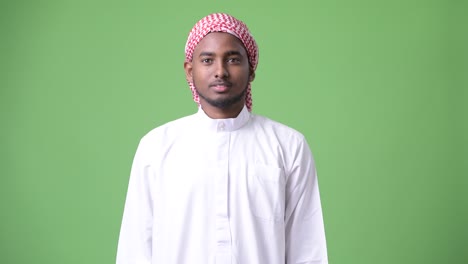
[185,13,259,111]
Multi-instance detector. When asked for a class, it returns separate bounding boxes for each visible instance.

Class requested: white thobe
[117,105,328,264]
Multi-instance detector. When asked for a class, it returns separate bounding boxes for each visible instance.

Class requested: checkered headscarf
[185,13,259,112]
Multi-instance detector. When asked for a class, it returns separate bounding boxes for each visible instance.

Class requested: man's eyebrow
[225,50,243,56]
[198,50,243,57]
[199,52,215,57]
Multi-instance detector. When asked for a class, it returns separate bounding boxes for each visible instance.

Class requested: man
[117,13,328,264]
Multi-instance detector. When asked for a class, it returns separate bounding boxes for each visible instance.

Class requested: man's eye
[227,58,241,63]
[201,58,212,63]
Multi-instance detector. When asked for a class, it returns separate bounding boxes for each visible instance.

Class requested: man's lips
[210,82,232,92]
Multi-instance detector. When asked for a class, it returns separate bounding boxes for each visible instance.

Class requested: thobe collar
[197,105,250,132]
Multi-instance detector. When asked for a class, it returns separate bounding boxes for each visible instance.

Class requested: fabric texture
[116,106,328,264]
[184,13,259,111]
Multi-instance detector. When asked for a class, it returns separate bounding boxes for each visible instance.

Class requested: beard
[196,86,247,109]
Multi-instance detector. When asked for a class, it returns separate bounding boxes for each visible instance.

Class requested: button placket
[214,132,232,263]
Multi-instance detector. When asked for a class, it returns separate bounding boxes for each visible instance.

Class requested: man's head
[184,13,258,116]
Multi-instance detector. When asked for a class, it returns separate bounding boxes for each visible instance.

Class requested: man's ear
[249,69,255,82]
[184,61,193,83]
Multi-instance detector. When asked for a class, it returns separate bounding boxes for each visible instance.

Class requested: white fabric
[116,106,328,264]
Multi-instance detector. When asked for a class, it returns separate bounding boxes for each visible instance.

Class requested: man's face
[184,32,254,111]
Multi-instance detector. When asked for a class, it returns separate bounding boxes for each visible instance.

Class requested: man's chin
[204,98,238,109]
[197,87,247,109]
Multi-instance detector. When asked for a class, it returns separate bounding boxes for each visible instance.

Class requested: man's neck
[200,102,244,119]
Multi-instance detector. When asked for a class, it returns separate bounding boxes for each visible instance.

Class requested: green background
[1,0,466,263]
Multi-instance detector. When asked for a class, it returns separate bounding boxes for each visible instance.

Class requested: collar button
[218,122,225,131]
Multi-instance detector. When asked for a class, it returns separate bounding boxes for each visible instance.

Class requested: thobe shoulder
[249,114,315,174]
[141,113,198,143]
[250,114,311,149]
[132,113,198,162]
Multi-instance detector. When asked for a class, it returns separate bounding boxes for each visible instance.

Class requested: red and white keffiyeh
[185,13,259,112]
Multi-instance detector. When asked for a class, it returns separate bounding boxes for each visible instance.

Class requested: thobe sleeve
[116,139,154,264]
[284,138,328,264]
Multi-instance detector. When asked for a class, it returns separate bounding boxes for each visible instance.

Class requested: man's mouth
[210,82,232,92]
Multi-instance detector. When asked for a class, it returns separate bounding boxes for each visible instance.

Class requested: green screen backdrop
[1,0,466,263]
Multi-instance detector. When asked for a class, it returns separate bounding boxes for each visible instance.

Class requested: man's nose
[214,61,228,78]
